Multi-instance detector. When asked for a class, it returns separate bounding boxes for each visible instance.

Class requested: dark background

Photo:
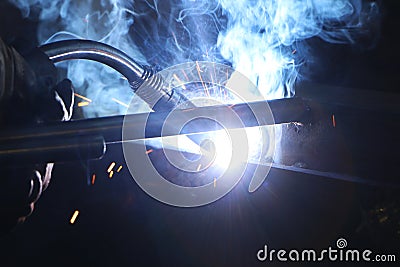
[0,0,399,266]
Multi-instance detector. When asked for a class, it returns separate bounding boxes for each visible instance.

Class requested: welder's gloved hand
[0,37,74,234]
[0,79,74,235]
[36,78,74,122]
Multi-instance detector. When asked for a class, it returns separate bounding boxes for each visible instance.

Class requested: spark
[196,61,210,97]
[224,68,230,100]
[379,216,388,223]
[91,174,96,185]
[78,101,90,107]
[332,114,336,128]
[197,164,202,172]
[109,170,114,178]
[173,74,186,90]
[211,62,216,87]
[181,69,190,82]
[69,210,80,224]
[195,61,203,73]
[74,93,92,102]
[112,98,129,108]
[107,162,116,173]
[214,177,217,188]
[117,165,123,172]
[146,149,153,155]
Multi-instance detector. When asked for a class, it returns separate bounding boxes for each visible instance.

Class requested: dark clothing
[0,37,73,235]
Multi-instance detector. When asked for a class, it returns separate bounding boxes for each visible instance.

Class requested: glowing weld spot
[91,174,96,185]
[70,210,80,224]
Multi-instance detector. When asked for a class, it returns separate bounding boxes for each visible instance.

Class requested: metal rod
[0,97,309,163]
[0,135,105,165]
[0,97,309,142]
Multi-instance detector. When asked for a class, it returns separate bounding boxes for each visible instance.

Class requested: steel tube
[0,135,105,165]
[0,97,309,163]
[1,97,309,141]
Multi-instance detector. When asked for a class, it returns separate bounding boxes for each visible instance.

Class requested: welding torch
[40,39,191,111]
[0,39,311,165]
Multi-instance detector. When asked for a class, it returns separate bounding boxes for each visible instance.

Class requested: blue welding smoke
[10,0,379,115]
[217,0,379,99]
[10,0,149,117]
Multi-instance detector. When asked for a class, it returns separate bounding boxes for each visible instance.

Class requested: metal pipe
[0,97,309,163]
[0,135,105,165]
